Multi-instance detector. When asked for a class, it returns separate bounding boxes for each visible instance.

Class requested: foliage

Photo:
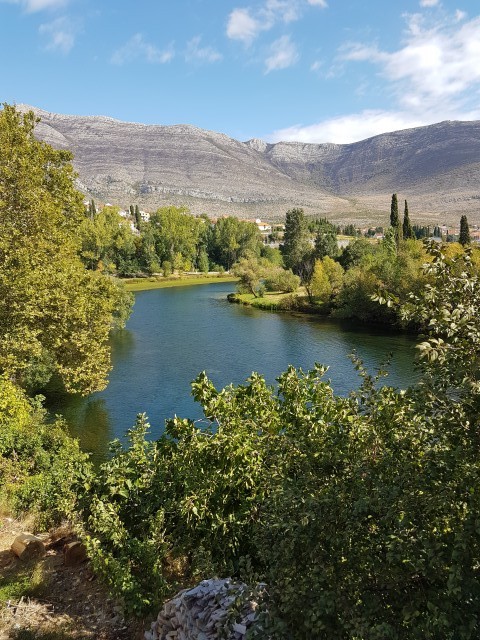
[0,376,90,528]
[208,217,262,270]
[0,105,132,394]
[459,214,471,246]
[264,267,300,293]
[310,256,344,304]
[402,199,415,239]
[71,242,480,637]
[233,256,267,297]
[280,208,311,274]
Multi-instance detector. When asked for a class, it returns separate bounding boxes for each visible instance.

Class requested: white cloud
[111,34,174,65]
[420,0,439,6]
[269,107,480,144]
[1,0,68,12]
[226,0,327,44]
[267,11,480,144]
[185,36,222,63]
[226,8,263,45]
[39,16,75,53]
[265,34,299,72]
[341,14,480,112]
[455,9,466,22]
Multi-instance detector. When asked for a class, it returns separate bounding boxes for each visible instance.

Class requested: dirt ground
[0,516,151,640]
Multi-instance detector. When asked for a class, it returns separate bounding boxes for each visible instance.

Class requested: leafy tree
[233,255,266,297]
[402,199,415,239]
[310,256,344,304]
[281,208,310,273]
[208,217,262,270]
[314,227,338,259]
[149,206,203,270]
[339,238,374,269]
[264,267,300,293]
[459,214,471,246]
[0,104,131,393]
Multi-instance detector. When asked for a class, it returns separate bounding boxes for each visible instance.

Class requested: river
[46,282,417,458]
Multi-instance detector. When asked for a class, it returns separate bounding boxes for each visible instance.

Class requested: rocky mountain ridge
[19,104,480,225]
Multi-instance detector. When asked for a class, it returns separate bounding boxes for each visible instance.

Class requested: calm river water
[46,281,417,458]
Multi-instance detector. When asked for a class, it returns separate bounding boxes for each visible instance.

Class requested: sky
[1,0,480,144]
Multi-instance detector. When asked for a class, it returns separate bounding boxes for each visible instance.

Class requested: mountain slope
[20,105,480,224]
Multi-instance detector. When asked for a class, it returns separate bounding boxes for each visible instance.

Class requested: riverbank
[122,274,238,292]
[227,289,323,314]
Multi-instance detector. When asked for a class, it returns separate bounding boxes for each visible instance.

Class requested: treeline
[234,205,478,326]
[78,203,267,276]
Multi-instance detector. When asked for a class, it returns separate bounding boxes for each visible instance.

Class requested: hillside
[20,105,480,224]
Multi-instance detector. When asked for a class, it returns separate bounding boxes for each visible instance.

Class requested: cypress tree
[459,215,471,246]
[134,204,142,231]
[402,200,415,239]
[390,193,399,228]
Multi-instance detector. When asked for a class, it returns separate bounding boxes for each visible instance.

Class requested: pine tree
[459,215,471,246]
[402,200,415,239]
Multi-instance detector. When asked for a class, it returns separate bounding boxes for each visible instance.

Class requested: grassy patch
[122,274,238,292]
[231,289,320,312]
[0,562,46,602]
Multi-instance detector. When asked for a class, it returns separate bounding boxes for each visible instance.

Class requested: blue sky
[1,0,480,143]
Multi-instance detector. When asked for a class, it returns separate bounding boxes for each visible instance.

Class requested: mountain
[19,105,480,225]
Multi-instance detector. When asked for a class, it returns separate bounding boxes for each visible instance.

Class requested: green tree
[134,204,142,231]
[208,217,262,270]
[459,214,471,246]
[402,199,415,239]
[281,208,311,273]
[0,104,131,394]
[390,193,399,228]
[148,206,204,270]
[233,255,266,297]
[314,227,338,259]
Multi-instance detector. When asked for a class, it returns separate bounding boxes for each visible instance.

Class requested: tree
[134,204,142,231]
[0,104,131,394]
[314,227,338,259]
[233,255,266,297]
[208,217,262,270]
[390,193,399,228]
[459,214,471,246]
[402,199,415,239]
[281,208,311,273]
[148,206,204,270]
[390,193,402,247]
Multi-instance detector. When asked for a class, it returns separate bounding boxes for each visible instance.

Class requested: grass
[231,288,319,312]
[0,562,46,603]
[122,274,238,292]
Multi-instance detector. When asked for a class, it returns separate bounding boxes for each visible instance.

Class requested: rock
[11,533,46,561]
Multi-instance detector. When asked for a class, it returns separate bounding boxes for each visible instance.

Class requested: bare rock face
[18,105,480,224]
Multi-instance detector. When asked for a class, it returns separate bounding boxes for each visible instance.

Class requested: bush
[0,376,90,529]
[264,268,300,293]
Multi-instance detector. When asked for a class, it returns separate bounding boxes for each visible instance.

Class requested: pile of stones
[144,578,264,640]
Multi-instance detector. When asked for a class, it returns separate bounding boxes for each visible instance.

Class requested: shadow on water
[46,283,418,460]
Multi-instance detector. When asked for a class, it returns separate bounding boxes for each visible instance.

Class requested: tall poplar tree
[459,215,471,246]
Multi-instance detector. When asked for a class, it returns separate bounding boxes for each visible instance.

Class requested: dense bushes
[0,376,89,529]
[74,244,480,638]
